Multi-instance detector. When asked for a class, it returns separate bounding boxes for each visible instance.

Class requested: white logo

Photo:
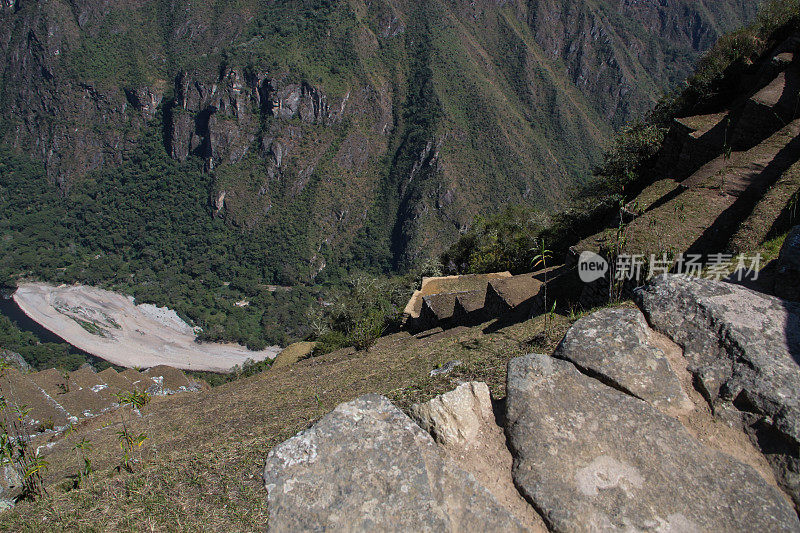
[578,251,608,283]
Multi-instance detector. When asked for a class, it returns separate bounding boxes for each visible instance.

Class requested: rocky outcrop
[410,381,495,448]
[264,271,800,530]
[635,274,800,509]
[777,225,800,301]
[262,394,526,532]
[505,354,799,532]
[167,70,343,168]
[0,350,30,373]
[411,382,546,531]
[264,350,800,531]
[265,272,800,530]
[553,307,693,414]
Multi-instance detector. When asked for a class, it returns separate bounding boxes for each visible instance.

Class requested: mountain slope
[0,0,757,269]
[525,0,760,127]
[0,0,759,347]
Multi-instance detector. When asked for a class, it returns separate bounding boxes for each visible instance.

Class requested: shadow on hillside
[481,309,531,336]
[687,132,800,256]
[644,184,687,214]
[782,298,800,367]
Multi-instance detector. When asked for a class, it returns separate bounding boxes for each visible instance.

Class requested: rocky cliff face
[0,0,757,276]
[525,0,760,127]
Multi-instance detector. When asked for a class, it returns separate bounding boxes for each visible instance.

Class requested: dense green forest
[0,314,116,372]
[0,0,449,363]
[0,123,328,351]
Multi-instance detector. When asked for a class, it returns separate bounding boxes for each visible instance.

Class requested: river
[0,289,93,357]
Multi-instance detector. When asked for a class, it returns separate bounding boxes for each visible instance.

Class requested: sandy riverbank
[13,283,280,372]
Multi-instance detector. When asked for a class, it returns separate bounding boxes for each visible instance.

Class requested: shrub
[592,123,666,193]
[441,205,547,274]
[310,274,409,355]
[349,311,386,352]
[312,330,348,355]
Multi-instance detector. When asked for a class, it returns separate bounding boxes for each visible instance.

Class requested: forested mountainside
[0,0,757,346]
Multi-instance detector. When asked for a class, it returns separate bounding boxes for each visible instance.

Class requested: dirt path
[13,283,280,372]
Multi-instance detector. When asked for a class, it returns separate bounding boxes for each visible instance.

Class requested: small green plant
[567,304,584,322]
[116,429,148,473]
[349,311,386,352]
[531,239,554,335]
[789,187,800,224]
[56,373,70,394]
[720,129,733,194]
[73,437,93,488]
[546,299,558,341]
[674,202,687,223]
[0,364,48,501]
[113,390,150,472]
[115,389,150,410]
[606,197,630,302]
[35,418,54,433]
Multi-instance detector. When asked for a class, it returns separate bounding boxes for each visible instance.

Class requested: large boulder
[263,394,526,532]
[635,275,800,507]
[411,382,546,531]
[553,307,692,414]
[505,354,799,532]
[410,381,494,448]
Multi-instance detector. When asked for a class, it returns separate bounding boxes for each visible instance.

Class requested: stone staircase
[579,32,800,260]
[0,364,206,436]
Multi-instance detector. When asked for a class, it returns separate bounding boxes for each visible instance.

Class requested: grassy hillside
[0,311,578,530]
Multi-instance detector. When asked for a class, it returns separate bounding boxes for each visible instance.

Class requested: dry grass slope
[0,312,583,531]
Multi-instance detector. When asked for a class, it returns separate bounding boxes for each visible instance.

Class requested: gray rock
[0,350,30,373]
[635,275,800,506]
[779,225,800,274]
[430,359,462,377]
[505,354,799,533]
[553,307,692,414]
[411,383,547,531]
[777,225,800,301]
[263,394,525,532]
[0,464,21,504]
[410,381,494,448]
